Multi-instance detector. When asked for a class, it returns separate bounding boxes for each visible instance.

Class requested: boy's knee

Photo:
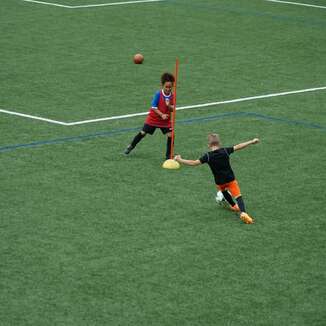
[167,132,172,138]
[140,131,146,136]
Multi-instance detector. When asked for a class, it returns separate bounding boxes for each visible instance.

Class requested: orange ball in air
[133,53,144,64]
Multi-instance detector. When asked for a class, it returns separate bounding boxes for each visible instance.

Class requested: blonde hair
[208,133,220,146]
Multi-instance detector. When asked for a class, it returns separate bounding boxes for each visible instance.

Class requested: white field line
[21,0,167,9]
[1,86,326,126]
[22,0,326,10]
[21,0,71,8]
[66,86,326,125]
[67,0,166,9]
[0,109,68,125]
[265,0,326,10]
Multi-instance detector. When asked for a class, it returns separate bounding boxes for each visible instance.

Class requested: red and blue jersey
[145,90,174,128]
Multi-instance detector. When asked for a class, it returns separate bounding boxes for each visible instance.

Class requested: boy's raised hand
[234,138,260,151]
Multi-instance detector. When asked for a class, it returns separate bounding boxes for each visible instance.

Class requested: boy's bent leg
[228,180,253,223]
[124,130,146,155]
[235,196,246,213]
[131,131,146,148]
[164,129,173,160]
[218,183,238,211]
[166,136,172,160]
[220,188,236,207]
[124,124,156,155]
[228,180,246,212]
[234,194,254,224]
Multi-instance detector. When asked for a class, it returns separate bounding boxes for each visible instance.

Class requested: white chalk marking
[265,0,326,10]
[1,86,326,126]
[66,86,326,126]
[0,109,68,125]
[21,0,167,9]
[21,0,72,8]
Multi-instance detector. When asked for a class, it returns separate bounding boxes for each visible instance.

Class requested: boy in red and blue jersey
[124,72,175,159]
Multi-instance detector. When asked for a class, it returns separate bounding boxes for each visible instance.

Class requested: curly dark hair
[161,72,175,85]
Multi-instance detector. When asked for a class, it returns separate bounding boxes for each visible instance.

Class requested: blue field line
[179,112,326,130]
[0,126,140,153]
[0,112,325,153]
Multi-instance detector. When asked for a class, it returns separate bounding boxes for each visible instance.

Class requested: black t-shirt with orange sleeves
[199,147,235,185]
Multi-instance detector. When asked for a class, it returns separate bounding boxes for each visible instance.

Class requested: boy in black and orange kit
[175,134,259,224]
[124,72,175,159]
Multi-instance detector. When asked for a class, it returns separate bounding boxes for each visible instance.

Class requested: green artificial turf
[1,0,325,325]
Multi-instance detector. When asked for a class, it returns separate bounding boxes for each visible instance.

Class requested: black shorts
[142,124,172,135]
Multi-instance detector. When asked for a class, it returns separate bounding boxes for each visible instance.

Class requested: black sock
[166,137,172,159]
[236,196,246,213]
[222,191,236,207]
[130,132,145,148]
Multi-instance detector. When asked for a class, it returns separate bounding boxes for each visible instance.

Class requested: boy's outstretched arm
[234,138,260,151]
[174,155,201,166]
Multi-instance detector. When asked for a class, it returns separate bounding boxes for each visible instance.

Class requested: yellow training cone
[162,159,180,170]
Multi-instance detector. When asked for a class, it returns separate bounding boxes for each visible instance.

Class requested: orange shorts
[217,180,241,198]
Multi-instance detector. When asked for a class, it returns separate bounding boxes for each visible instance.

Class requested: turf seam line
[0,112,324,153]
[2,85,325,126]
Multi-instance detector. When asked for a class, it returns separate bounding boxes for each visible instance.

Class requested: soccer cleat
[240,212,254,224]
[230,204,240,212]
[124,145,134,155]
